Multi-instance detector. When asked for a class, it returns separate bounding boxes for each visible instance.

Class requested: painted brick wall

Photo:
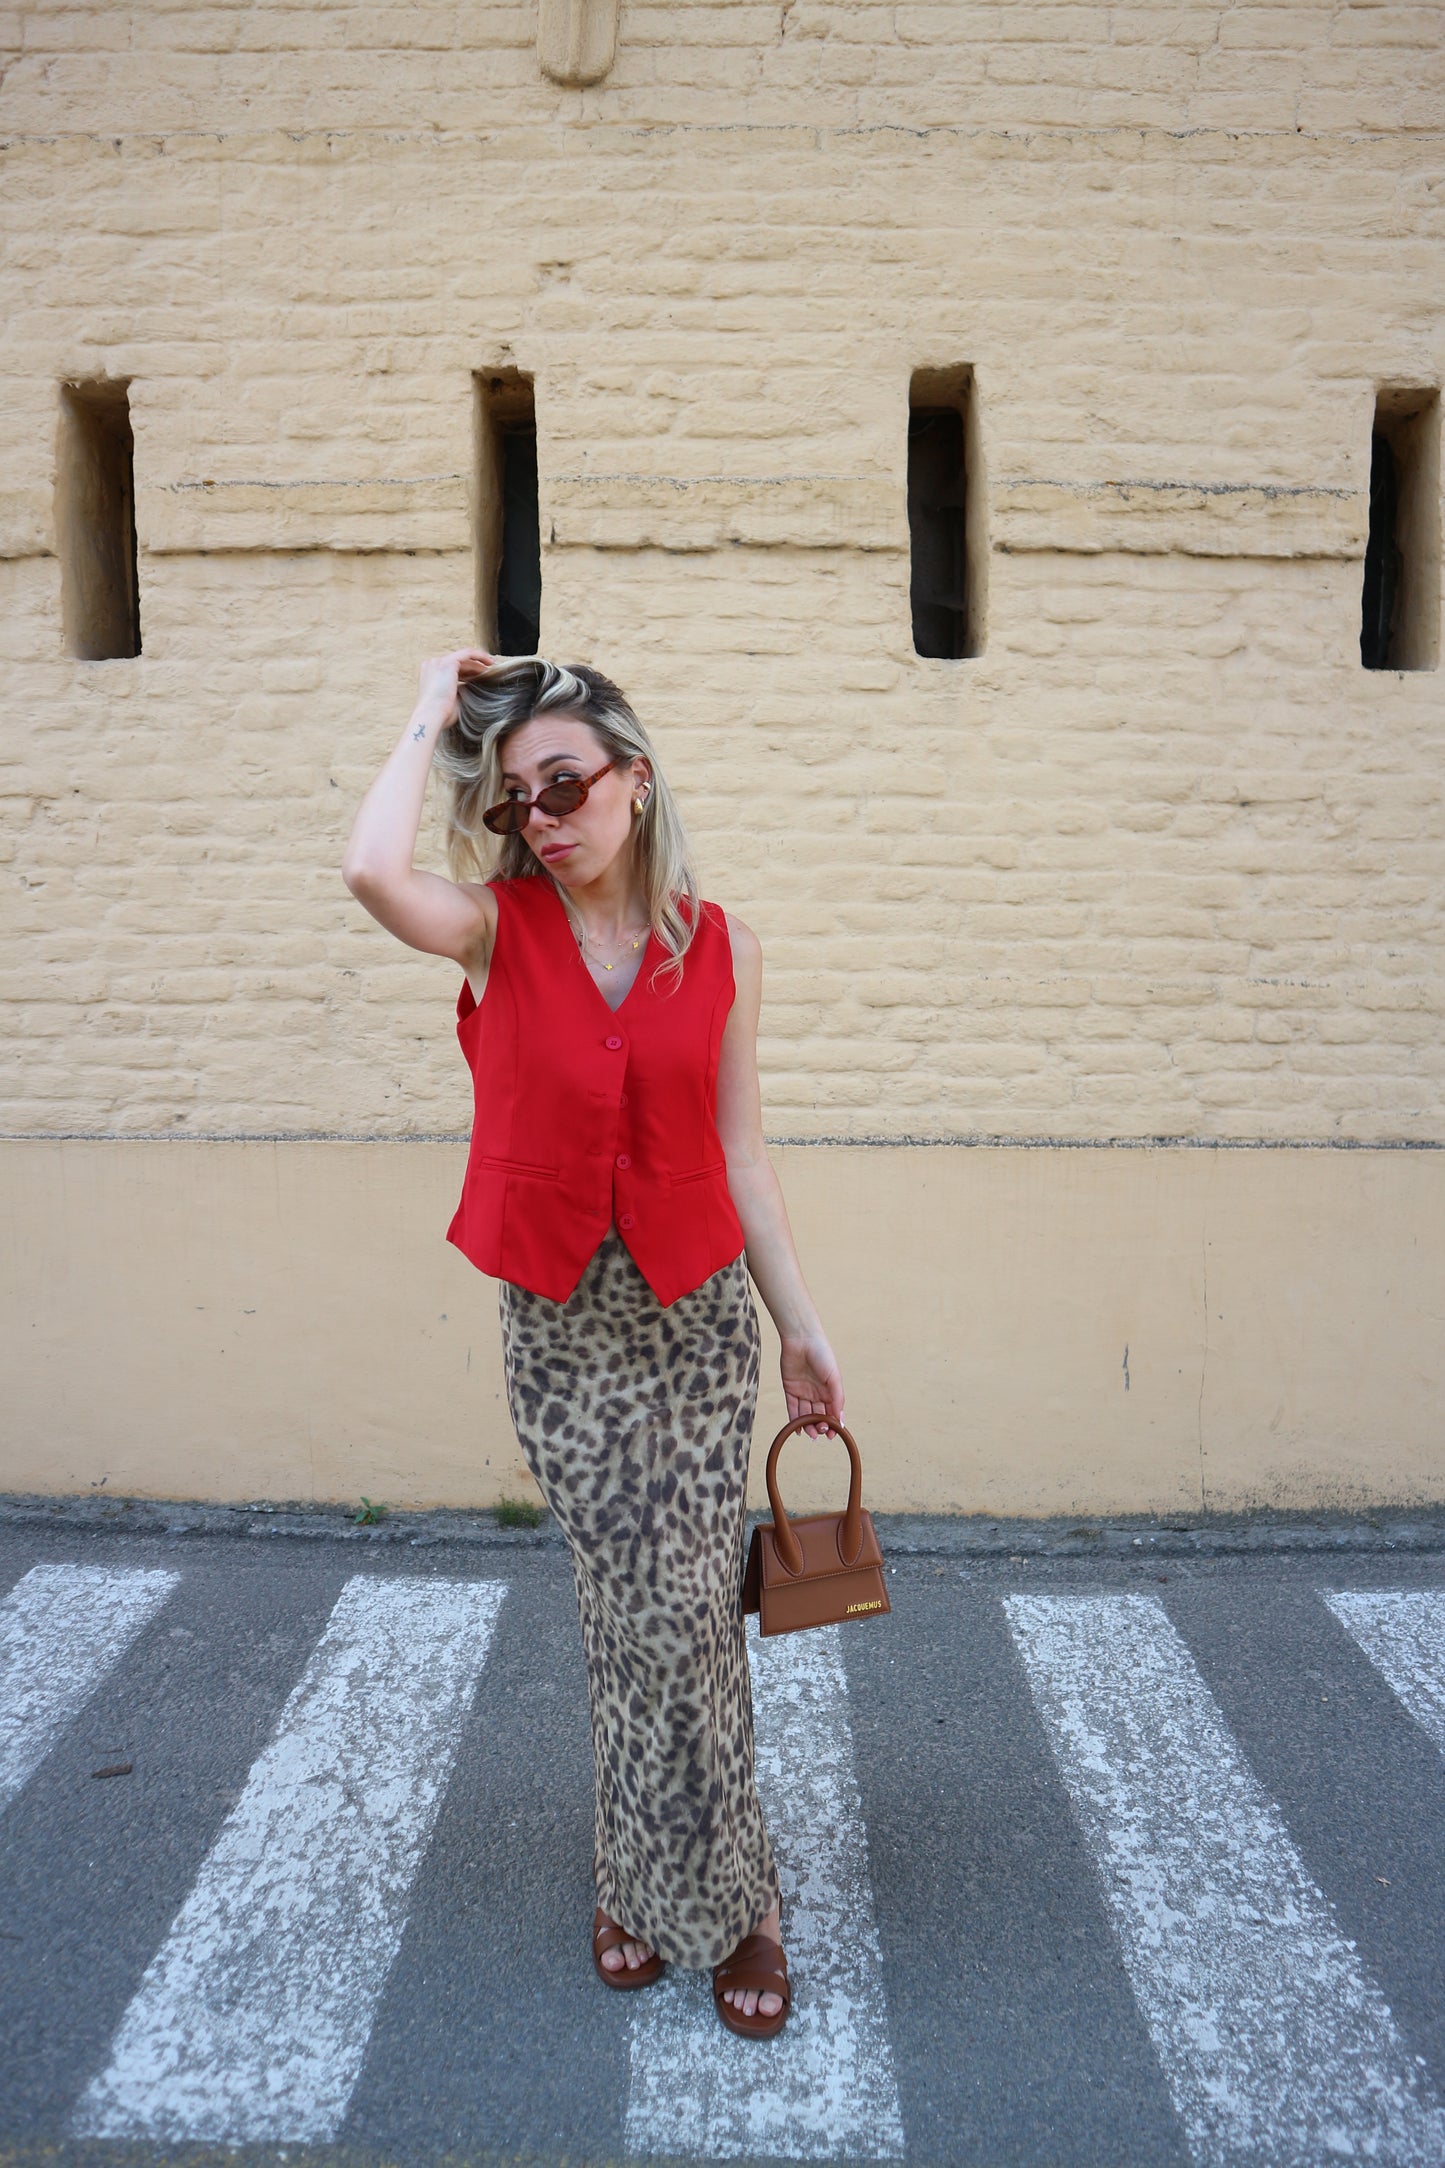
[2,0,1442,1143]
[2,3,1442,133]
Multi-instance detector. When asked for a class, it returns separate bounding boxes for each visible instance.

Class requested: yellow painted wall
[2,4,1442,1511]
[3,1140,1441,1518]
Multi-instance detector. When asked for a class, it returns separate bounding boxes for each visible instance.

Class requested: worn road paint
[625,1619,904,2161]
[1006,1592,1445,2168]
[73,1574,507,2144]
[0,1563,178,1815]
[1327,1591,1445,1758]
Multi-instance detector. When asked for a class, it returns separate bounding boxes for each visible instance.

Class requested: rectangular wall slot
[1361,386,1439,671]
[56,379,141,660]
[908,367,985,660]
[473,370,540,655]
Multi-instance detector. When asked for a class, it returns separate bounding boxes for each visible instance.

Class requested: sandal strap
[713,1932,790,2004]
[593,1908,636,1959]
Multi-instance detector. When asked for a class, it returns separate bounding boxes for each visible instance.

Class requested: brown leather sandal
[712,1931,791,2039]
[593,1907,665,1990]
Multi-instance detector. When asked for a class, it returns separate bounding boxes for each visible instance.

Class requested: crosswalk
[626,1620,904,2160]
[0,1562,178,1812]
[1326,1593,1445,1759]
[74,1576,508,2144]
[1008,1593,1445,2168]
[2,1555,1443,2165]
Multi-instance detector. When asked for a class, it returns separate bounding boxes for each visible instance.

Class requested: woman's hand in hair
[340,647,499,971]
[416,647,495,729]
[780,1331,845,1439]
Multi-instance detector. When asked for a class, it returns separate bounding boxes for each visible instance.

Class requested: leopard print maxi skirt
[498,1226,780,1969]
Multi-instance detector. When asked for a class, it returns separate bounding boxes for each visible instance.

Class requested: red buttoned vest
[446,874,746,1306]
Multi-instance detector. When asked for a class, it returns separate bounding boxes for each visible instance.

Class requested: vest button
[618,1211,636,1231]
[615,1153,631,1170]
[605,1034,623,1051]
[619,1092,628,1108]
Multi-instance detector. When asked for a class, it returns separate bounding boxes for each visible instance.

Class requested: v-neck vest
[446,874,746,1306]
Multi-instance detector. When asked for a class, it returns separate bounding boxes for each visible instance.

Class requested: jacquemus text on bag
[740,1418,890,1637]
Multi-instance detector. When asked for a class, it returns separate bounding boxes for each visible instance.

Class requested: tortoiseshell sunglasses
[481,758,625,836]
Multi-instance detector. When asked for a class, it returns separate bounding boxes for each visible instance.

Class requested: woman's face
[497,713,649,891]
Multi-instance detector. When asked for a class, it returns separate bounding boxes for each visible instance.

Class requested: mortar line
[2,1133,1442,1150]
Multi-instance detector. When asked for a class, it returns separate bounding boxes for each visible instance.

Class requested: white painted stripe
[0,1563,179,1813]
[1327,1592,1445,1758]
[626,1618,904,2161]
[1006,1592,1445,2168]
[74,1574,507,2145]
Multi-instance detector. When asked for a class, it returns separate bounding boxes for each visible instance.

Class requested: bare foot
[597,1908,656,1975]
[722,1900,785,2019]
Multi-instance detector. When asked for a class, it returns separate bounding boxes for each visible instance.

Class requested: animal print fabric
[498,1225,780,1969]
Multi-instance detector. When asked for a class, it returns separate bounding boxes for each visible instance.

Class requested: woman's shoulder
[489,870,552,912]
[701,902,761,978]
[454,872,545,983]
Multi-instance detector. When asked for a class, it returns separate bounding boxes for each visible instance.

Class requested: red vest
[446,874,746,1306]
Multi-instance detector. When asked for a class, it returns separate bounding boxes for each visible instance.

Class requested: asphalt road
[3,1520,1445,2168]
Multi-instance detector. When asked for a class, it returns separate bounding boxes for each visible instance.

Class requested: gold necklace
[581,923,648,972]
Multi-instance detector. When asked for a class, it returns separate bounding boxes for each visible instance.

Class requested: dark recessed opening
[908,367,985,660]
[474,370,540,654]
[909,408,966,659]
[56,378,141,660]
[1361,386,1439,671]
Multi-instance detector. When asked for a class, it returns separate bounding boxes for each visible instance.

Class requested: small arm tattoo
[412,720,428,742]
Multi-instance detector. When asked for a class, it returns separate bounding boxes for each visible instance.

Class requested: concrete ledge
[993,477,1363,559]
[4,1489,1444,1561]
[1,473,1368,564]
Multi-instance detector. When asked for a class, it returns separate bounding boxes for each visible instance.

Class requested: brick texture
[2,2,1443,1142]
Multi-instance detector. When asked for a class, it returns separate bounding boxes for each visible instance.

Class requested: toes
[720,1985,783,2018]
[600,1946,624,1971]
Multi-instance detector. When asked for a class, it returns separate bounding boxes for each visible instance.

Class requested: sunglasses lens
[482,767,604,835]
[536,781,586,817]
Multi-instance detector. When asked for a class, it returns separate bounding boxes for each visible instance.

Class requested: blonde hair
[435,658,701,987]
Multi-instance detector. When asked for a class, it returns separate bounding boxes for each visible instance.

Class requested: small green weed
[353,1497,388,1526]
[494,1496,545,1530]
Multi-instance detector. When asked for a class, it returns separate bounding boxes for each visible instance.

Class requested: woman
[341,649,845,2039]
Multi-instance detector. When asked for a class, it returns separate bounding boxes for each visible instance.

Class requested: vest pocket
[669,1159,727,1186]
[478,1154,560,1181]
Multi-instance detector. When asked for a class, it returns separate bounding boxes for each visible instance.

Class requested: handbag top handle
[763,1417,865,1577]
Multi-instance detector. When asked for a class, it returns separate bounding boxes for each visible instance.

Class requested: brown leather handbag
[741,1418,890,1637]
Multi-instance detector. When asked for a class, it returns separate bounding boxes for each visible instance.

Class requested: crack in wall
[1198,1225,1210,1513]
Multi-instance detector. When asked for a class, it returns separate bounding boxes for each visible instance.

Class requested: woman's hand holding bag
[740,1418,890,1637]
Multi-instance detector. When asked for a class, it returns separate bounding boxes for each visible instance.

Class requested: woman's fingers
[785,1384,844,1435]
[418,648,494,689]
[785,1387,832,1436]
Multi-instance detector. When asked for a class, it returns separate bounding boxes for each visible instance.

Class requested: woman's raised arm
[341,650,498,968]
